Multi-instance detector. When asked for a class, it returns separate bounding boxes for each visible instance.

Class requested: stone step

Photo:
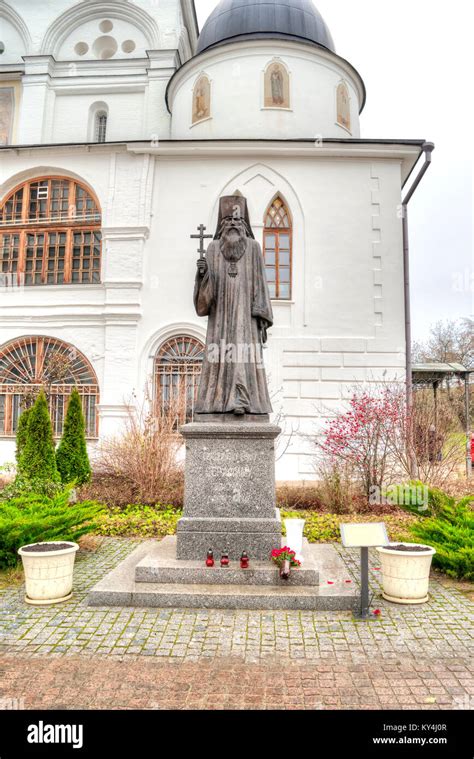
[135,536,319,586]
[87,539,359,611]
[96,582,356,611]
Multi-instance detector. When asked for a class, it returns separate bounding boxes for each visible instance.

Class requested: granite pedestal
[176,419,282,560]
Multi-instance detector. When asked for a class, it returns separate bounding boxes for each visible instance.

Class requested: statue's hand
[196,258,208,278]
[257,318,268,343]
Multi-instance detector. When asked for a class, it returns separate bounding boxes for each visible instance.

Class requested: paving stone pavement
[0,538,472,710]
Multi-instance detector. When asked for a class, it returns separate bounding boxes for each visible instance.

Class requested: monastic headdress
[213,195,255,239]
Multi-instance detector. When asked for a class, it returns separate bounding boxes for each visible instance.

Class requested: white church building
[0,0,430,480]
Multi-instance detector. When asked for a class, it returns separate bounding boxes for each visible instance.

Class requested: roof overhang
[1,138,427,187]
[412,362,472,384]
[127,138,425,185]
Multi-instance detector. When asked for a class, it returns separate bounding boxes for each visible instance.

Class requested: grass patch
[0,565,24,589]
[95,504,181,538]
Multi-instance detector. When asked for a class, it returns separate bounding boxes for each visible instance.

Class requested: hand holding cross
[191,223,212,277]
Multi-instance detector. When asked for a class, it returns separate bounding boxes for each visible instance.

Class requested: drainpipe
[401,141,434,475]
[402,141,435,406]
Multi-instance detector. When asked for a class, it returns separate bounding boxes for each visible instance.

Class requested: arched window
[154,336,204,424]
[0,177,101,286]
[192,74,210,124]
[0,336,99,437]
[263,195,292,300]
[336,81,351,132]
[94,110,108,143]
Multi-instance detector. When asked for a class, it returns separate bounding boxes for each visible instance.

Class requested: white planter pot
[376,542,436,604]
[284,518,305,562]
[18,541,79,605]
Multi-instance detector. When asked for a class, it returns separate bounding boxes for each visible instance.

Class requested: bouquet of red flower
[271,546,301,579]
[271,546,301,567]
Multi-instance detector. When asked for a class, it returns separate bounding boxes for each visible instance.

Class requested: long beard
[219,233,247,262]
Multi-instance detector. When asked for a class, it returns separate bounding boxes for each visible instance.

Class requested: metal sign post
[355,546,372,620]
[340,523,389,621]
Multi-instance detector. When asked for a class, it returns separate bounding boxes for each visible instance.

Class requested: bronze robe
[194,239,273,414]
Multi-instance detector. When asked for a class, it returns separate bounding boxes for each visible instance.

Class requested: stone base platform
[136,536,318,586]
[88,538,358,611]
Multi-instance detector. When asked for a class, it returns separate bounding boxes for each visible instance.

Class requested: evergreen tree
[19,391,59,482]
[15,407,32,472]
[56,388,91,485]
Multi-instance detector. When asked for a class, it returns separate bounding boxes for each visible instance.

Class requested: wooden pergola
[412,362,472,477]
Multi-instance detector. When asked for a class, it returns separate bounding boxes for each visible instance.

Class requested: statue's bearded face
[219,217,248,261]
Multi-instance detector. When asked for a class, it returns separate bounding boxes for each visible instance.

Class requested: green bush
[0,489,105,569]
[18,391,59,483]
[0,475,64,501]
[409,496,474,580]
[15,407,32,468]
[56,389,91,485]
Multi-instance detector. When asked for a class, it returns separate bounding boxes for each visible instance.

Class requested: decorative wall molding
[41,0,160,57]
[0,1,32,52]
[370,164,383,332]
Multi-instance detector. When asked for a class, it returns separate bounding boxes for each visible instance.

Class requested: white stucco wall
[0,142,412,478]
[1,0,196,146]
[0,0,420,479]
[1,0,193,62]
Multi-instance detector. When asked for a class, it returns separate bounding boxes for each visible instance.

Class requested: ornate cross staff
[190,224,212,260]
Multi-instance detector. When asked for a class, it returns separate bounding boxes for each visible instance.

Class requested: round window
[99,20,114,33]
[92,35,118,60]
[121,40,136,53]
[74,41,89,56]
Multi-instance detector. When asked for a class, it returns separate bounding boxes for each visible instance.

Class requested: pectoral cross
[190,224,212,260]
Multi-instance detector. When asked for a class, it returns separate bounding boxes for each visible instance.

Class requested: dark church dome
[196,0,336,55]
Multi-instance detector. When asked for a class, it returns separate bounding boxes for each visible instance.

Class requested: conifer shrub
[409,495,474,580]
[18,391,59,483]
[15,407,32,471]
[56,388,91,485]
[0,489,104,569]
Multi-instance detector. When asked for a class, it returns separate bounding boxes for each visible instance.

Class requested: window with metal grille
[263,195,292,300]
[0,336,99,437]
[154,336,204,425]
[0,177,101,286]
[95,112,108,143]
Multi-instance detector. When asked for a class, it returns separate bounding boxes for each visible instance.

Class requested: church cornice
[0,139,426,186]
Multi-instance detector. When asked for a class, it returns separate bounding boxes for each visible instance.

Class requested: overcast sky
[195,0,473,342]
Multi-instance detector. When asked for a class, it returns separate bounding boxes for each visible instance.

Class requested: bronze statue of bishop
[193,195,273,416]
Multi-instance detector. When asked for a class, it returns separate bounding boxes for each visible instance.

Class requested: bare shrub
[276,483,324,511]
[389,387,465,489]
[316,459,361,514]
[82,391,184,507]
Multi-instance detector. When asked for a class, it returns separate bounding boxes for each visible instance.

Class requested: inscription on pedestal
[177,421,282,560]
